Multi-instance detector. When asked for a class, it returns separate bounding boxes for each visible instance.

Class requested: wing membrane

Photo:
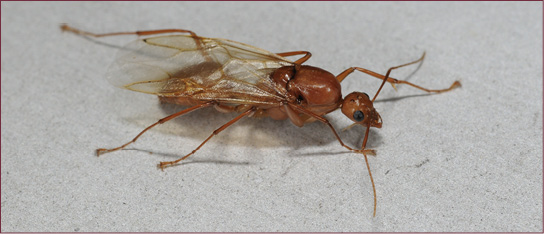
[106,35,293,104]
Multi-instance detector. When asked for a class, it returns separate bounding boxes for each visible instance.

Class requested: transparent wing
[106,35,294,104]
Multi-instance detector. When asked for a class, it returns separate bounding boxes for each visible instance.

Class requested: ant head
[341,92,382,128]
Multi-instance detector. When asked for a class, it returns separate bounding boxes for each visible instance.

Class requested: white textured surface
[1,2,542,232]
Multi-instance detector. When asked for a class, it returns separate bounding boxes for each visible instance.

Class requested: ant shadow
[65,32,127,50]
[117,92,437,166]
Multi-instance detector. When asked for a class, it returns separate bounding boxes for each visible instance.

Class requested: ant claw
[452,80,462,88]
[365,149,376,156]
[158,162,171,171]
[96,148,107,157]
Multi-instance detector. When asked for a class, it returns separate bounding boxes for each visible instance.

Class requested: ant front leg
[286,103,375,155]
[286,103,378,216]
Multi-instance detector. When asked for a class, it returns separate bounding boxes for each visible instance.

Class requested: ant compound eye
[353,110,364,122]
[362,93,369,98]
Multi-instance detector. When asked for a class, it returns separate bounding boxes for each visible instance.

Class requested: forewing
[106,35,293,104]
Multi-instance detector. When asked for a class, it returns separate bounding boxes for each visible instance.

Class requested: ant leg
[336,52,461,101]
[158,107,256,170]
[60,24,212,62]
[286,103,377,216]
[60,24,199,38]
[276,51,312,65]
[286,103,375,155]
[96,102,216,156]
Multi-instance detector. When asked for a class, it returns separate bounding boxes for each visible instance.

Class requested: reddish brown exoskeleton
[61,24,460,216]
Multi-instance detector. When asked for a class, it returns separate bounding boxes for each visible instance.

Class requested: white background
[1,2,542,232]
